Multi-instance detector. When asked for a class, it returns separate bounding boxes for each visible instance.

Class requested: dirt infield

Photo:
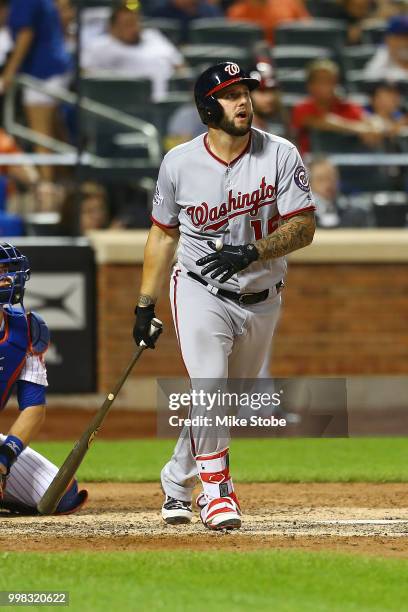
[1,483,408,557]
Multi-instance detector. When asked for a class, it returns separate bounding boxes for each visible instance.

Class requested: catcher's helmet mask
[0,243,30,306]
[195,61,260,126]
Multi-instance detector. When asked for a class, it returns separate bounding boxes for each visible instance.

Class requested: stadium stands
[275,19,347,52]
[271,46,333,71]
[276,70,308,95]
[189,18,263,48]
[0,1,407,232]
[80,76,153,118]
[305,0,339,19]
[182,44,251,68]
[142,17,183,45]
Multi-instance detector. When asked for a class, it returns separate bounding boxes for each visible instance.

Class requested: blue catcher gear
[0,306,29,411]
[54,479,88,515]
[0,243,30,306]
[28,311,50,354]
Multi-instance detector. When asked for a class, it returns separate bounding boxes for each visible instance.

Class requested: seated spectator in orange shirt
[0,128,39,234]
[227,0,310,44]
[292,59,385,154]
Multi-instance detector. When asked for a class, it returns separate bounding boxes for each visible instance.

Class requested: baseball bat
[37,318,163,516]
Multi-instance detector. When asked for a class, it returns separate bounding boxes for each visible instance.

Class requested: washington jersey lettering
[152,128,315,292]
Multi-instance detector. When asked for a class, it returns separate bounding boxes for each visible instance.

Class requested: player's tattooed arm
[255,211,316,260]
[138,294,156,307]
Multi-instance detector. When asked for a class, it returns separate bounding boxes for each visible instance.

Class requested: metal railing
[4,74,161,169]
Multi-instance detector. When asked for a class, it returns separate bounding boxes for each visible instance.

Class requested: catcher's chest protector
[0,306,29,410]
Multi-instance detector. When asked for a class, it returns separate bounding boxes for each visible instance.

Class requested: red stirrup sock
[195,447,239,507]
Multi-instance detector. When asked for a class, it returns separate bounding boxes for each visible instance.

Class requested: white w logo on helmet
[225,63,240,76]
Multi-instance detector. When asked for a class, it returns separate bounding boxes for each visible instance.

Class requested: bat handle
[140,317,163,348]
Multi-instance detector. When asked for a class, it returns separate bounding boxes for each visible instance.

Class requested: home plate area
[1,483,408,555]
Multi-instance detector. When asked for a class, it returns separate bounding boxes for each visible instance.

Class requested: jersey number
[250,215,279,240]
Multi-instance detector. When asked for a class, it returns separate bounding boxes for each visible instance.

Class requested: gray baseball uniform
[155,128,315,501]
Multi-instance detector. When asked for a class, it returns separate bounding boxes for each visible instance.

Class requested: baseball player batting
[0,243,87,515]
[133,62,316,530]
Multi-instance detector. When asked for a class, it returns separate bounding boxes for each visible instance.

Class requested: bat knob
[151,318,163,331]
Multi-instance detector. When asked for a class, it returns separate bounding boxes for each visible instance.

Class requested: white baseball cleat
[162,495,193,525]
[200,494,242,530]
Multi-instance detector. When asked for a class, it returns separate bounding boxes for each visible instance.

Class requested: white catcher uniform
[154,128,315,502]
[1,345,86,514]
[0,354,57,509]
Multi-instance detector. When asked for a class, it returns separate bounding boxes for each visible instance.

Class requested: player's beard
[219,110,253,136]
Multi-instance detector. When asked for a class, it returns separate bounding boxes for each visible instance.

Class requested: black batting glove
[196,241,259,283]
[133,304,162,349]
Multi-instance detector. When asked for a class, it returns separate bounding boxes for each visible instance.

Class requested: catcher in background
[0,243,87,515]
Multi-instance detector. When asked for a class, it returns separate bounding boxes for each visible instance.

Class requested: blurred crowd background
[0,0,407,236]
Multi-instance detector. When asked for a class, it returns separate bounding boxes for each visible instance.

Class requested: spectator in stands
[34,180,66,212]
[227,0,310,45]
[309,156,371,227]
[0,127,41,222]
[59,182,111,236]
[1,0,72,182]
[0,125,34,234]
[0,127,39,188]
[364,15,408,80]
[82,5,184,102]
[373,0,408,20]
[292,59,385,154]
[330,0,376,45]
[56,0,76,55]
[153,0,223,43]
[165,100,203,151]
[365,81,408,135]
[250,62,289,137]
[0,0,11,70]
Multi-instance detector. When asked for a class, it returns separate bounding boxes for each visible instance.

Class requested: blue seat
[80,76,152,117]
[0,212,24,236]
[305,0,339,18]
[272,46,333,71]
[189,18,263,48]
[168,74,195,93]
[361,21,387,45]
[275,19,346,51]
[372,192,408,227]
[341,45,377,73]
[142,18,182,46]
[277,70,307,95]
